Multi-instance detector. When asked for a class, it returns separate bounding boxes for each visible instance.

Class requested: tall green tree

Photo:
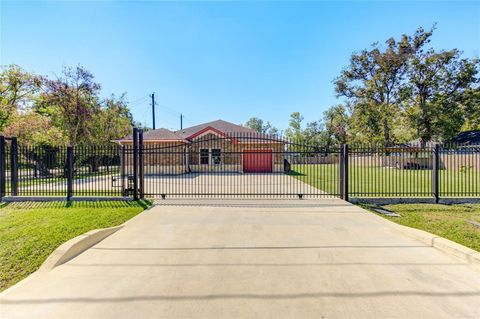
[303,120,325,146]
[335,27,433,145]
[244,117,279,138]
[285,112,305,144]
[284,112,310,154]
[245,117,278,136]
[323,104,349,146]
[0,65,42,131]
[245,117,265,133]
[403,49,479,144]
[2,112,65,146]
[461,87,480,131]
[37,65,101,146]
[90,94,134,145]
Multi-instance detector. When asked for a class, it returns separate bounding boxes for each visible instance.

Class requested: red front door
[243,150,273,173]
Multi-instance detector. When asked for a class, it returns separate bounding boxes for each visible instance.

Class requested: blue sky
[1,1,479,131]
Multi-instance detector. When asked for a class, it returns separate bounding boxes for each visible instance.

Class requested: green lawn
[288,164,340,195]
[290,164,480,197]
[367,204,480,252]
[0,200,151,291]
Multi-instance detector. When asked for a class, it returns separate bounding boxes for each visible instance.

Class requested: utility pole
[180,114,183,130]
[151,93,155,130]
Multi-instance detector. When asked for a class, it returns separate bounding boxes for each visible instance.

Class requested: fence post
[138,129,144,199]
[10,137,18,196]
[432,144,440,203]
[132,128,139,201]
[0,136,5,201]
[120,145,126,196]
[339,144,345,200]
[66,146,74,201]
[343,144,349,202]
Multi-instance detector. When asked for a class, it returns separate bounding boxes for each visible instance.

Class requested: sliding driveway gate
[133,129,342,199]
[0,129,479,201]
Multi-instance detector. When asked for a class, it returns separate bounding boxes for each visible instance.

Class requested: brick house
[117,120,285,174]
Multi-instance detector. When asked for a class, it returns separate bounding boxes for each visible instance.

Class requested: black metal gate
[129,128,342,199]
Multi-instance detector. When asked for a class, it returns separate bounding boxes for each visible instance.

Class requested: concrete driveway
[1,199,480,318]
[24,173,328,198]
[142,173,326,197]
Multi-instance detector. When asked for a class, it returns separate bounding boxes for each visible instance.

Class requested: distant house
[450,130,480,145]
[407,130,480,146]
[387,130,480,170]
[117,119,285,174]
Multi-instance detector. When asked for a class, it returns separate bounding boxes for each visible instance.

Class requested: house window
[212,149,221,165]
[200,149,209,164]
[199,148,222,165]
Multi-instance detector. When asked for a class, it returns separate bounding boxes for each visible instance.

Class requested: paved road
[1,199,480,318]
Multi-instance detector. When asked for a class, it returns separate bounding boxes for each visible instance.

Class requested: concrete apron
[1,199,480,319]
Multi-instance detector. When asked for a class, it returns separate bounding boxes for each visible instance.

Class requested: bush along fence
[0,131,479,201]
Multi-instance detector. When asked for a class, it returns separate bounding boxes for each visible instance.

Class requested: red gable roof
[185,126,238,143]
[117,119,284,144]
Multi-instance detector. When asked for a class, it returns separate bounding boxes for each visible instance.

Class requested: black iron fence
[0,131,479,201]
[0,137,132,200]
[347,143,480,200]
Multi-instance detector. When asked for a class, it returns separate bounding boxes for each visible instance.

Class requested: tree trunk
[383,118,391,146]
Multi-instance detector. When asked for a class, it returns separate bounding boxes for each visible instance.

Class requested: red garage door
[243,150,273,173]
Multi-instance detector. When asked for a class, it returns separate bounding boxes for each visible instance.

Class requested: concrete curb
[351,197,480,205]
[39,225,123,271]
[381,216,480,270]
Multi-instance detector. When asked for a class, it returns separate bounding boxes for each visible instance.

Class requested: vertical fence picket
[0,136,5,201]
[66,146,74,201]
[139,129,144,199]
[432,144,440,203]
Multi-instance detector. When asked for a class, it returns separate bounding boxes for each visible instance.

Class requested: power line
[128,97,149,108]
[132,93,194,130]
[129,95,149,104]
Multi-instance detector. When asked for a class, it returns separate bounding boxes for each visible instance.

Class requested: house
[384,144,432,169]
[407,130,480,146]
[117,119,285,174]
[450,130,480,145]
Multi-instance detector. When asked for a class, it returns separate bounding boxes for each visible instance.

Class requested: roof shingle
[174,119,256,139]
[117,119,279,143]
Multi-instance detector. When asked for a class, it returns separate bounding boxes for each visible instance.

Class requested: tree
[461,87,480,131]
[3,112,66,177]
[245,117,278,135]
[285,112,306,148]
[245,117,265,133]
[267,126,279,137]
[0,65,42,131]
[3,112,65,146]
[245,117,279,138]
[90,94,134,145]
[323,104,349,146]
[403,49,479,144]
[75,94,134,172]
[37,65,101,146]
[335,27,433,145]
[303,120,329,147]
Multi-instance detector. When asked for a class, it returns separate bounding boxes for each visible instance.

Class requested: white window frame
[199,148,222,165]
[199,148,210,165]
